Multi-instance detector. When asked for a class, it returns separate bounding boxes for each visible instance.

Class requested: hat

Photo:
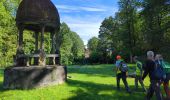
[116,55,121,60]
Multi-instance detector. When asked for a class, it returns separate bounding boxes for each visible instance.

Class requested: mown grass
[0,64,165,100]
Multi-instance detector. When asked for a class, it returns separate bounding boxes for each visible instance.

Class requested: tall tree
[59,23,85,65]
[117,0,139,61]
[87,37,99,52]
[141,0,170,51]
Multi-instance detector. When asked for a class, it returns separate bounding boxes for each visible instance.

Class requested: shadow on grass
[67,79,145,100]
[0,69,5,92]
[0,82,3,90]
[68,65,117,77]
[68,65,136,78]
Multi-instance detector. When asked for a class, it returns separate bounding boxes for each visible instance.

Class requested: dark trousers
[163,73,170,98]
[116,72,130,92]
[163,82,170,99]
[146,80,163,100]
[135,75,146,91]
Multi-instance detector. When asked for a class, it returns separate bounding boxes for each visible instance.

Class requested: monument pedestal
[3,65,67,89]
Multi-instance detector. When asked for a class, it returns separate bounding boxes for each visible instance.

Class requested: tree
[0,0,18,67]
[141,0,170,50]
[117,0,139,62]
[87,37,99,52]
[98,17,117,63]
[59,23,85,65]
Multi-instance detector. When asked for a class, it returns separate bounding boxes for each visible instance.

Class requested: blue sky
[52,0,119,45]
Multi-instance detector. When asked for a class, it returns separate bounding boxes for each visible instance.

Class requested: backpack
[151,61,166,80]
[119,61,128,72]
[160,60,170,74]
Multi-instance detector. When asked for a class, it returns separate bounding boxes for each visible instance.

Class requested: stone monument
[3,0,67,89]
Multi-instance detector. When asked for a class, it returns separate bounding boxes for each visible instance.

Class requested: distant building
[84,48,90,58]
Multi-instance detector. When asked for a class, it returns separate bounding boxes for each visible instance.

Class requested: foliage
[87,0,170,63]
[0,0,18,67]
[87,37,99,52]
[59,23,85,65]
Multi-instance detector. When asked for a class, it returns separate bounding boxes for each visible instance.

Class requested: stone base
[3,65,67,89]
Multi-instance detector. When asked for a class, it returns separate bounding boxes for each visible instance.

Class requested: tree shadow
[68,65,136,78]
[66,79,146,100]
[68,65,117,77]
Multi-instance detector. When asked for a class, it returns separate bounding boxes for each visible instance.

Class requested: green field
[0,65,162,100]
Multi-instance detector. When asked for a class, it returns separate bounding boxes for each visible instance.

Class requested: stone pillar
[39,26,46,66]
[55,32,61,65]
[16,26,26,66]
[35,32,39,51]
[49,31,55,65]
[40,26,45,50]
[34,32,39,65]
[50,31,55,54]
[18,27,24,49]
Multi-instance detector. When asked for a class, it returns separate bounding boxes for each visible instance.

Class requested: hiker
[157,55,170,99]
[142,51,163,100]
[133,56,146,92]
[115,55,131,93]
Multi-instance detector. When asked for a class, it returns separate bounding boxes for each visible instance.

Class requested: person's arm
[115,61,119,71]
[142,62,149,80]
[137,63,143,76]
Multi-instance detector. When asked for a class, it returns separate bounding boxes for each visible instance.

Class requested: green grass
[0,65,160,100]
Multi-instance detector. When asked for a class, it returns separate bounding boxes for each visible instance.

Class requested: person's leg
[163,80,170,98]
[146,81,154,100]
[154,81,163,100]
[116,73,121,90]
[122,73,131,93]
[135,76,138,90]
[139,76,146,92]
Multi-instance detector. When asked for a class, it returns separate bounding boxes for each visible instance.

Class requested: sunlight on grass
[0,65,156,100]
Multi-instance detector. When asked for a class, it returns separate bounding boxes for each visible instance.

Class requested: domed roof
[16,0,60,32]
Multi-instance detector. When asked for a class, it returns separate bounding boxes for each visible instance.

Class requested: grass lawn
[0,64,164,100]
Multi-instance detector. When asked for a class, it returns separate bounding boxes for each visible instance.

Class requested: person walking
[133,56,146,92]
[157,55,170,99]
[115,55,131,93]
[142,51,163,100]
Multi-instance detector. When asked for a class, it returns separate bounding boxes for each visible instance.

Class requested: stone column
[50,31,55,54]
[18,27,24,49]
[35,32,39,51]
[55,32,61,65]
[34,32,39,65]
[49,31,55,65]
[16,26,26,66]
[39,26,46,66]
[40,26,45,50]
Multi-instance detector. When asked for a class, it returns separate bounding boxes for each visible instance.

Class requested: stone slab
[3,65,67,89]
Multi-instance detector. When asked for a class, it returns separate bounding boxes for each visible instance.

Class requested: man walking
[157,54,170,99]
[142,51,163,100]
[115,55,131,93]
[133,56,146,92]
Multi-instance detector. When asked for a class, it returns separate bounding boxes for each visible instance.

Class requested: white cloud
[55,4,118,45]
[56,5,107,12]
[60,16,102,45]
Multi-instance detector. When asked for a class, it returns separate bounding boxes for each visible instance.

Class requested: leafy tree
[141,0,170,52]
[117,0,139,61]
[59,23,85,65]
[0,0,18,67]
[87,37,99,52]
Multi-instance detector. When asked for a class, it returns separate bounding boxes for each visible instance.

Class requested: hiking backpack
[119,61,128,72]
[151,60,166,80]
